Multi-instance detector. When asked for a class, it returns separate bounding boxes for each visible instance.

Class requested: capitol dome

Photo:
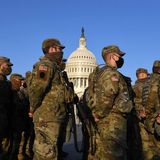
[66,28,97,98]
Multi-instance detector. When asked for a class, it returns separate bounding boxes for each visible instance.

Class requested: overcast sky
[0,0,160,82]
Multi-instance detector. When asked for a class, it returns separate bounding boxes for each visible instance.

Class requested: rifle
[76,98,99,155]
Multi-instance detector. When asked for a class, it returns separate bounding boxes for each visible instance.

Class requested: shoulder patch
[37,65,49,81]
[111,75,119,82]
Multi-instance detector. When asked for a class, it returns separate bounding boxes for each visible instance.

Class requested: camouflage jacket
[88,65,133,118]
[143,73,160,116]
[27,56,70,122]
[142,73,160,133]
[86,65,133,147]
[133,79,148,112]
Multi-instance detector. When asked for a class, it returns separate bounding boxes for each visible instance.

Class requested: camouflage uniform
[0,57,13,159]
[133,68,148,113]
[141,60,160,160]
[27,39,70,160]
[87,46,133,160]
[132,68,149,160]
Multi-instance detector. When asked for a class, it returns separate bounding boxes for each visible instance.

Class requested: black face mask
[46,52,63,64]
[53,52,63,63]
[116,57,124,68]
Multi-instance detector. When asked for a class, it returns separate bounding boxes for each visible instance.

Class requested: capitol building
[65,28,97,98]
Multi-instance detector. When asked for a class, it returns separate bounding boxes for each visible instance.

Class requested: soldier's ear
[111,54,118,61]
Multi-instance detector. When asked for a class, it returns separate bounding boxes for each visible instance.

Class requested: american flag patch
[39,65,48,71]
[111,76,119,81]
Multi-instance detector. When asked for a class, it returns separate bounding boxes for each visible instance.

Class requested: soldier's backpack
[84,64,106,110]
[80,65,106,155]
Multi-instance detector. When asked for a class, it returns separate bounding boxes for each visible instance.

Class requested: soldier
[86,45,133,160]
[131,68,149,160]
[0,56,13,159]
[57,58,81,157]
[20,78,35,160]
[8,73,30,160]
[27,38,70,160]
[133,68,149,120]
[141,60,160,159]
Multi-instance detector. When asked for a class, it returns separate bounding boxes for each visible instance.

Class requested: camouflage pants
[88,113,127,160]
[139,123,160,160]
[33,122,61,160]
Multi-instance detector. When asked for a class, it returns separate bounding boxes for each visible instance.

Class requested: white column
[78,78,80,88]
[82,78,84,87]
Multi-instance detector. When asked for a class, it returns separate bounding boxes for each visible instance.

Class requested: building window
[81,68,83,72]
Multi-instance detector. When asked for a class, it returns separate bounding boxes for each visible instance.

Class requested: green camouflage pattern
[27,55,71,159]
[42,38,65,50]
[141,72,160,159]
[133,78,148,112]
[102,45,125,61]
[133,77,157,160]
[87,64,133,160]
